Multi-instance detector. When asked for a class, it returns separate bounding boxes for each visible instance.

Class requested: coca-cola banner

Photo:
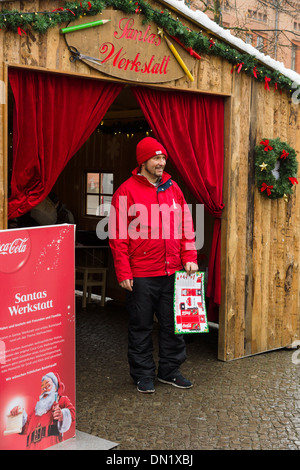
[0,225,76,450]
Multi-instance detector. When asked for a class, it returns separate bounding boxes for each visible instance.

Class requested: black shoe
[158,374,193,389]
[137,377,155,393]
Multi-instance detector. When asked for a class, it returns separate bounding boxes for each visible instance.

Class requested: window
[248,10,267,22]
[223,0,230,11]
[248,9,257,19]
[291,43,300,73]
[257,12,267,22]
[256,36,265,52]
[293,22,300,31]
[245,33,253,45]
[292,44,297,70]
[85,172,114,217]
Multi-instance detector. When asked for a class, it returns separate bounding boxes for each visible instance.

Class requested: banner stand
[0,225,76,450]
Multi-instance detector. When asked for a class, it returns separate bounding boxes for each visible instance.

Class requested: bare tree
[255,0,300,57]
[190,0,300,63]
[189,0,224,24]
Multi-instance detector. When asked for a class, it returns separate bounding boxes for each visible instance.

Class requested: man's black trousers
[126,275,186,383]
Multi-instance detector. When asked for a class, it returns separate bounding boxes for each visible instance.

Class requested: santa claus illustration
[9,371,75,449]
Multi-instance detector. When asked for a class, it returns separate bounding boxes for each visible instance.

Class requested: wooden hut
[0,0,300,361]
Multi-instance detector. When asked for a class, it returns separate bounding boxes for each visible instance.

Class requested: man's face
[142,154,167,180]
[41,378,54,398]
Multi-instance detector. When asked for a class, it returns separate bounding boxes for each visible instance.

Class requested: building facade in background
[189,0,300,73]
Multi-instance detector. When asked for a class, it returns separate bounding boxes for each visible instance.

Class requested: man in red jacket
[109,137,198,393]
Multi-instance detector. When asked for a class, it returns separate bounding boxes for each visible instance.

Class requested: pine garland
[255,138,298,199]
[0,0,299,97]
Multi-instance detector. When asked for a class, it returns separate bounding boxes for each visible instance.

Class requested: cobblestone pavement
[75,297,300,451]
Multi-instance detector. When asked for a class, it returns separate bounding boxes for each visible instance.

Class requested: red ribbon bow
[289,177,298,185]
[261,182,273,196]
[188,49,201,60]
[260,139,273,152]
[17,26,27,36]
[53,6,76,14]
[171,36,201,59]
[135,2,142,13]
[280,149,289,160]
[237,62,244,73]
[264,76,271,91]
[253,66,258,78]
[209,39,215,48]
[274,82,282,94]
[231,63,243,74]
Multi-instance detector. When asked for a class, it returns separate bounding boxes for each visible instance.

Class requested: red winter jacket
[109,168,197,283]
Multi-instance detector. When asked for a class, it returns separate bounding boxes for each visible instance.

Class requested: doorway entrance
[7,69,224,330]
[51,86,217,316]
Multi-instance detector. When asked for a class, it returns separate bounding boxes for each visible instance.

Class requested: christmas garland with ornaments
[255,138,298,200]
[0,0,299,98]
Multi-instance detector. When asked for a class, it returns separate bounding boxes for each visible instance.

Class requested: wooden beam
[104,109,145,120]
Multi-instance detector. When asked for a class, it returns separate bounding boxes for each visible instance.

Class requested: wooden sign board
[63,11,196,83]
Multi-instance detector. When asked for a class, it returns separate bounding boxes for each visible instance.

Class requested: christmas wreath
[255,138,298,199]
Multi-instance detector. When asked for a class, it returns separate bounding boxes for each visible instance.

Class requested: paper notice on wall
[174,271,209,334]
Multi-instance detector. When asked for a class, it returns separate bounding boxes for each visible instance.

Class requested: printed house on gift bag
[0,0,300,362]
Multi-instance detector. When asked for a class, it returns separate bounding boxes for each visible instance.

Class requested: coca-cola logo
[0,231,31,273]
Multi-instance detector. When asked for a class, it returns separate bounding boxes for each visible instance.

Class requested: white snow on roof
[162,0,300,85]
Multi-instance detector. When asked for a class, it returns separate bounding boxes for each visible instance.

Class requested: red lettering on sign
[99,42,117,64]
[114,17,161,46]
[99,42,170,76]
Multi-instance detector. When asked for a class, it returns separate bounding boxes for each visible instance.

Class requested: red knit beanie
[136,137,168,166]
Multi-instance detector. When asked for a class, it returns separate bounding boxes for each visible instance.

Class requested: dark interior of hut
[7,83,214,306]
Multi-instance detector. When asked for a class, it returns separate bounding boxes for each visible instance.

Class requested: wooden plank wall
[219,73,300,360]
[1,0,300,360]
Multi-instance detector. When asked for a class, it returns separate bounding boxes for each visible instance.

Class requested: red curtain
[8,68,124,219]
[132,87,224,320]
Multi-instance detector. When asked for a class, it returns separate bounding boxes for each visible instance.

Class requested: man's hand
[184,262,198,275]
[52,404,63,422]
[119,279,133,291]
[10,406,23,416]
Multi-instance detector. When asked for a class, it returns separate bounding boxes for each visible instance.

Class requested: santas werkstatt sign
[62,10,196,83]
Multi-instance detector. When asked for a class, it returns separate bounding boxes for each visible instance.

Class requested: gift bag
[174,271,209,334]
